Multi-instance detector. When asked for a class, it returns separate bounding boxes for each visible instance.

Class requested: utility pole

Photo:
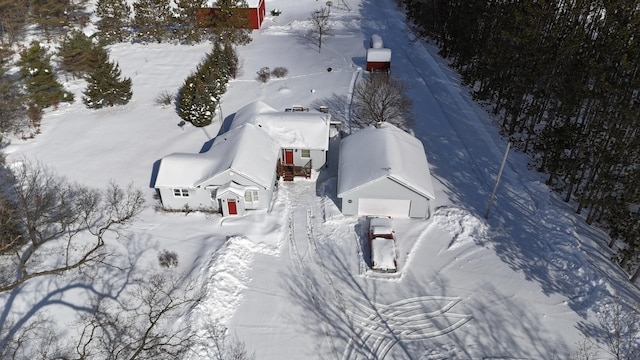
[485,142,511,219]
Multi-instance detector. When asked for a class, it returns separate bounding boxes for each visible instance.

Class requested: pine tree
[96,0,131,44]
[177,74,215,127]
[82,47,132,109]
[132,0,173,43]
[68,0,91,28]
[57,30,97,77]
[0,0,29,45]
[173,0,206,43]
[176,43,236,127]
[207,42,232,83]
[28,0,72,40]
[0,46,27,134]
[17,41,74,110]
[210,0,252,46]
[221,42,240,78]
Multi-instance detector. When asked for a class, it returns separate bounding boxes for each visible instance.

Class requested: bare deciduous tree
[594,298,640,360]
[308,7,331,52]
[0,314,69,360]
[74,271,203,360]
[0,153,23,254]
[567,336,600,360]
[352,74,414,130]
[198,323,256,360]
[0,160,145,294]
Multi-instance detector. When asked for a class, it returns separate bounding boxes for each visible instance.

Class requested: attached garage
[337,122,435,219]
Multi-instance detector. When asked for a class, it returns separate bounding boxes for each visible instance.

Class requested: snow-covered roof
[367,48,391,62]
[231,101,331,150]
[155,123,280,189]
[215,181,247,198]
[154,153,213,188]
[211,0,262,7]
[337,122,435,200]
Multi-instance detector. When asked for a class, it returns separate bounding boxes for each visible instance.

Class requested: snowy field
[4,0,640,358]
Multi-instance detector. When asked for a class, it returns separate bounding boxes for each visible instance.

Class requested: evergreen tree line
[0,0,252,135]
[96,0,251,46]
[1,0,247,46]
[399,0,640,279]
[0,33,132,137]
[177,42,240,127]
[0,0,90,43]
[176,0,252,128]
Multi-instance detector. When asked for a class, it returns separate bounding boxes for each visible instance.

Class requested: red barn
[197,0,266,30]
[366,48,392,72]
[245,0,266,30]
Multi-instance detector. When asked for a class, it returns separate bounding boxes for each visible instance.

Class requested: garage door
[358,198,410,218]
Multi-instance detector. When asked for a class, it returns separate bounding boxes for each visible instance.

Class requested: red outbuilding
[245,0,266,30]
[366,48,392,72]
[197,0,266,30]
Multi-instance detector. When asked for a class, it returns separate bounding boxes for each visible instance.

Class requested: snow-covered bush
[257,67,270,83]
[158,249,179,268]
[271,66,289,78]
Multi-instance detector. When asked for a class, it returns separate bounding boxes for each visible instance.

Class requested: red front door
[284,149,294,165]
[227,200,237,215]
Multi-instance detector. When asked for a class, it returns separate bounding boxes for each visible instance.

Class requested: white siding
[158,187,217,211]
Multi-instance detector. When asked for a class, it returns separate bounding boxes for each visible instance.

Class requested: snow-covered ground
[4,0,640,358]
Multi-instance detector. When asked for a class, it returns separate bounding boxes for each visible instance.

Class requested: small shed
[366,48,391,72]
[244,0,266,30]
[337,122,435,218]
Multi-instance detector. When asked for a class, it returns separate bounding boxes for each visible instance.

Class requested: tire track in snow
[307,208,349,313]
[341,295,472,360]
[340,207,478,359]
[282,183,473,360]
[282,182,341,360]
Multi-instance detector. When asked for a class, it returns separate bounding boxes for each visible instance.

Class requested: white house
[337,122,436,218]
[230,101,331,179]
[154,123,280,216]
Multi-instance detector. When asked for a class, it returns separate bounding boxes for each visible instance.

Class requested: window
[173,188,190,197]
[301,149,311,158]
[245,190,259,203]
